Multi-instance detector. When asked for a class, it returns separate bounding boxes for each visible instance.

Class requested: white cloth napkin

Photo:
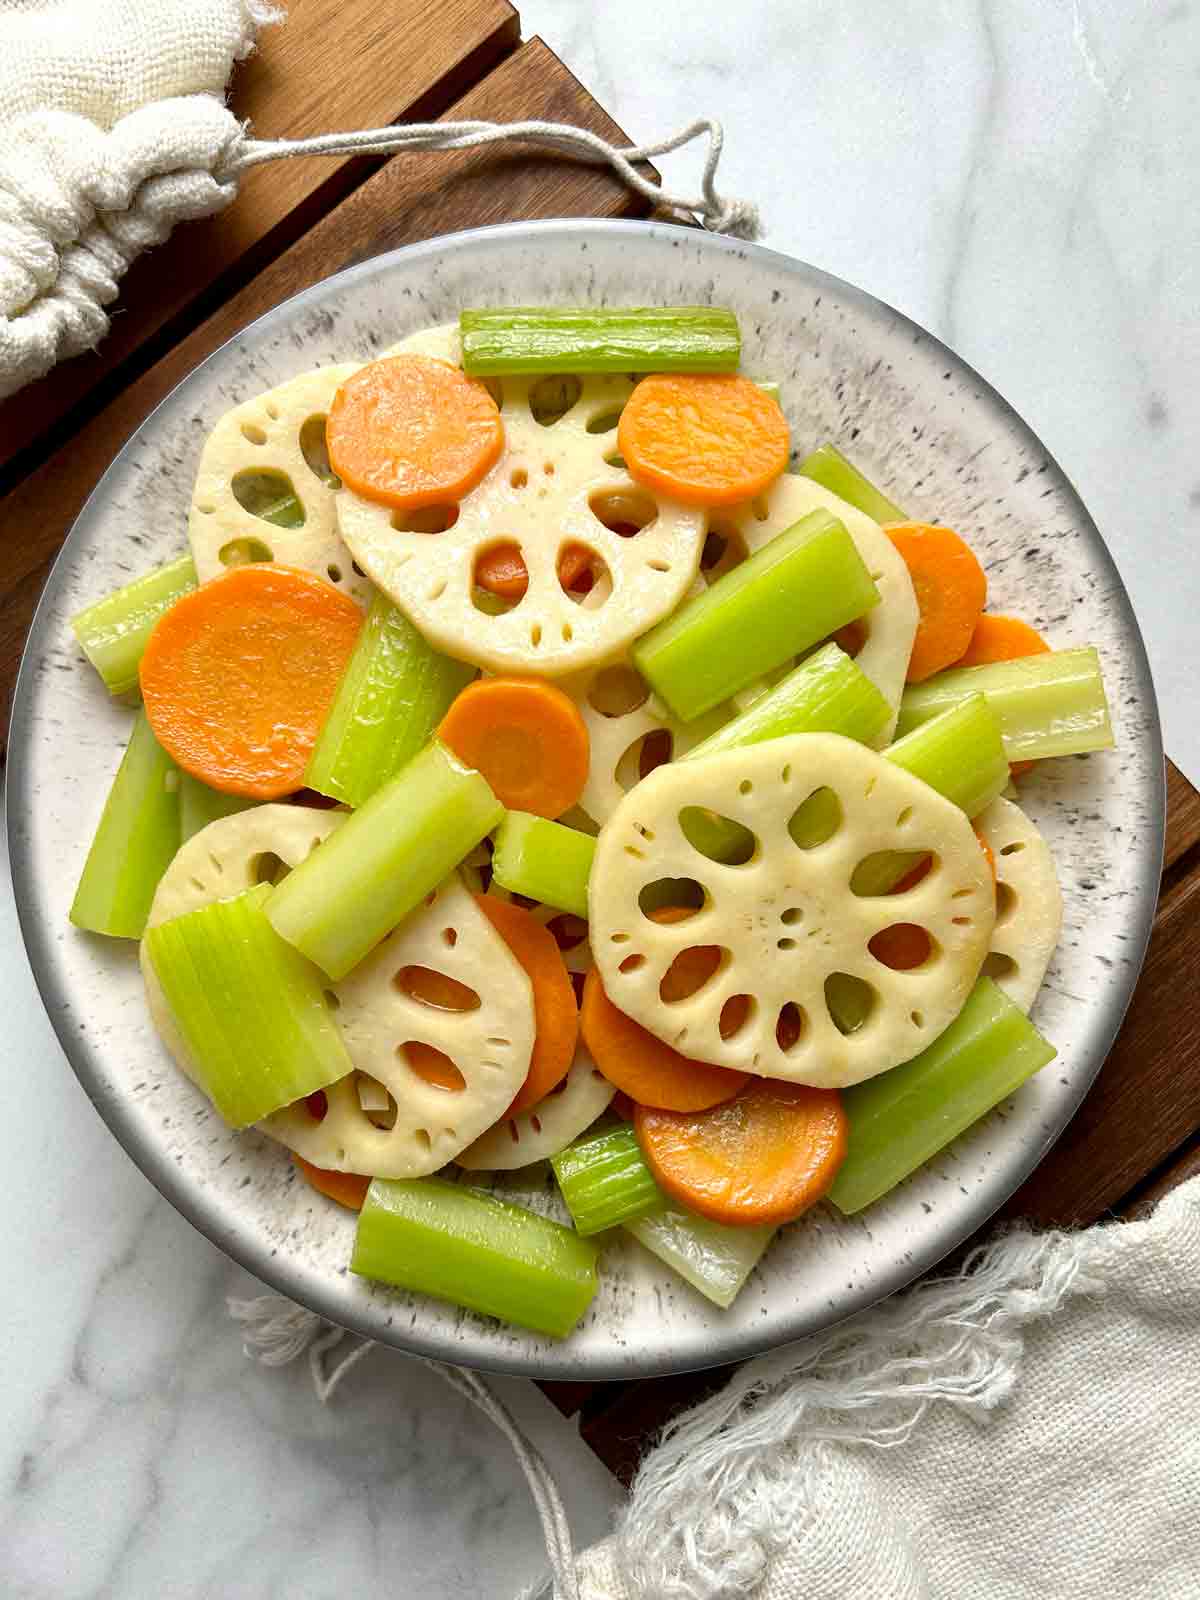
[0,0,274,398]
[575,1175,1200,1600]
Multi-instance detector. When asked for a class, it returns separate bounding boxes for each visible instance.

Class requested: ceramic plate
[7,221,1164,1380]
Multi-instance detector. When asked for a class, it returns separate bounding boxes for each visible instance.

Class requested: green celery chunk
[827,978,1057,1215]
[684,642,891,759]
[70,555,196,697]
[884,693,1009,818]
[144,883,353,1128]
[352,1176,598,1339]
[491,811,595,920]
[626,1209,776,1310]
[896,647,1114,763]
[632,511,880,722]
[797,444,907,524]
[267,740,503,980]
[551,1125,664,1236]
[179,774,258,843]
[459,306,740,375]
[70,710,180,939]
[305,594,476,807]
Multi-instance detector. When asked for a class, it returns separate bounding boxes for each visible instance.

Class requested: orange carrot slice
[633,1077,847,1226]
[475,543,595,601]
[885,522,987,683]
[954,614,1050,776]
[475,895,579,1115]
[293,1155,370,1211]
[618,373,790,507]
[438,677,589,818]
[955,613,1049,668]
[580,968,749,1113]
[327,354,503,511]
[140,564,363,799]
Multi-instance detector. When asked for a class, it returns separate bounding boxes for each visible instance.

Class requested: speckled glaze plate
[7,221,1163,1380]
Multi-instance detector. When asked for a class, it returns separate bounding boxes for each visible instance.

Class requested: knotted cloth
[0,0,759,400]
[233,1175,1200,1600]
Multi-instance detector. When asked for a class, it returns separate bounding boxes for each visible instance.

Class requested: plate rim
[6,217,1166,1380]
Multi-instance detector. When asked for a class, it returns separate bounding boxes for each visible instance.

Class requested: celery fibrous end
[144,882,353,1128]
[551,1125,664,1236]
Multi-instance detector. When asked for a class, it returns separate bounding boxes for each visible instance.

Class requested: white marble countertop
[4,2,1198,1594]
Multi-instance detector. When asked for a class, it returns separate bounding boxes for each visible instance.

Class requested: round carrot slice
[437,676,589,818]
[885,522,987,683]
[618,373,790,507]
[140,564,363,800]
[634,1078,848,1227]
[327,354,503,511]
[580,968,749,1113]
[293,1155,370,1211]
[475,895,579,1115]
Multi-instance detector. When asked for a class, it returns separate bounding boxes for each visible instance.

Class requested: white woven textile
[0,0,272,396]
[233,1176,1200,1600]
[579,1175,1200,1600]
[0,0,758,401]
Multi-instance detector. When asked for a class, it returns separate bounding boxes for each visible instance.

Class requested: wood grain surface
[0,0,520,483]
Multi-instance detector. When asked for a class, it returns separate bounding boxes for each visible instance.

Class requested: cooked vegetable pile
[68,307,1113,1340]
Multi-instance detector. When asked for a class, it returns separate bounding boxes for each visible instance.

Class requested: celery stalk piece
[626,1209,776,1310]
[70,555,196,697]
[632,511,881,722]
[352,1176,599,1339]
[305,594,476,807]
[884,693,1009,818]
[69,710,180,939]
[551,1125,664,1236]
[684,642,891,760]
[796,444,907,524]
[459,306,740,376]
[266,740,503,980]
[178,773,258,843]
[144,882,353,1128]
[827,978,1057,1215]
[896,647,1114,763]
[491,811,595,919]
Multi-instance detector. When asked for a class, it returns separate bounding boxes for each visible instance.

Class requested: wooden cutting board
[1,0,1197,1488]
